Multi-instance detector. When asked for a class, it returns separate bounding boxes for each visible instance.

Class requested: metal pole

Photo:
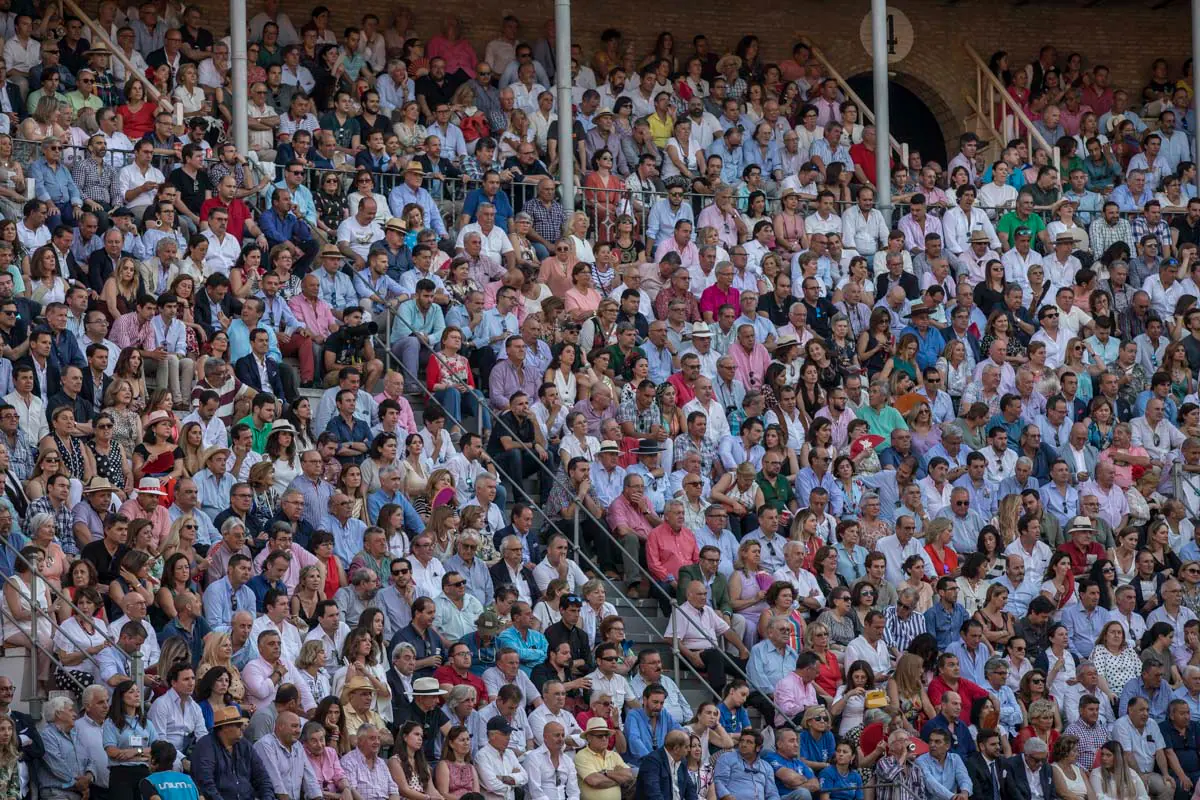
[231,0,249,156]
[27,577,40,721]
[554,0,575,220]
[871,0,891,212]
[1193,0,1200,195]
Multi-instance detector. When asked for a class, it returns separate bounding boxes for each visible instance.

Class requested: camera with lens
[342,321,378,346]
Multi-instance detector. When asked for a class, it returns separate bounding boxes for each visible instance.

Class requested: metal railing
[795,36,908,164]
[379,315,799,727]
[962,41,1061,182]
[0,540,143,718]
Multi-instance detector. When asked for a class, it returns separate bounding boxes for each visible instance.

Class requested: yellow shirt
[344,707,385,738]
[574,747,628,800]
[647,113,675,149]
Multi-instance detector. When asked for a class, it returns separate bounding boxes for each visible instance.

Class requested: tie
[990,760,1000,800]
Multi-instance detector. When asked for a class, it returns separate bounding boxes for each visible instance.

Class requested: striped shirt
[883,605,928,653]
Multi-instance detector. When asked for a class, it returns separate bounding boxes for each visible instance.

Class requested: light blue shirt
[30,158,82,207]
[426,122,468,162]
[624,708,681,768]
[589,463,626,508]
[795,468,845,517]
[41,722,94,791]
[256,292,301,333]
[391,299,446,346]
[228,318,282,364]
[692,523,738,576]
[1173,685,1200,723]
[742,139,781,176]
[168,503,219,547]
[354,269,405,314]
[643,341,673,385]
[397,268,445,297]
[202,577,255,632]
[367,489,425,536]
[924,601,969,650]
[646,199,695,246]
[387,184,447,237]
[101,716,159,766]
[625,463,669,515]
[150,315,188,355]
[714,751,781,800]
[322,513,368,565]
[994,575,1039,617]
[708,138,745,185]
[271,179,316,226]
[945,640,990,686]
[1109,183,1154,213]
[316,268,359,311]
[375,73,416,114]
[915,752,972,800]
[1039,483,1080,527]
[474,307,520,355]
[746,640,797,695]
[191,468,234,521]
[1060,603,1107,659]
[809,138,853,171]
[950,476,998,522]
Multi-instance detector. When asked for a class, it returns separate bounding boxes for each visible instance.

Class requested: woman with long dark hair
[103,679,157,800]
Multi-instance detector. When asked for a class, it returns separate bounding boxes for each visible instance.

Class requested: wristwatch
[137,747,144,756]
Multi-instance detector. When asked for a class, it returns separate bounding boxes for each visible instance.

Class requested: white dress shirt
[476,742,530,800]
[523,746,580,800]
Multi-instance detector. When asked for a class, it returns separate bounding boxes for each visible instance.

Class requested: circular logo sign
[859,6,914,65]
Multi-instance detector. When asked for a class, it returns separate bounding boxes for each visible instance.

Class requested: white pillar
[871,0,891,211]
[555,0,574,220]
[231,0,249,155]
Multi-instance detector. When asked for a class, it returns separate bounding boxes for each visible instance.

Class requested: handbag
[864,689,888,709]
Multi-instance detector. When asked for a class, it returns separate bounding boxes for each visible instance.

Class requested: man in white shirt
[875,515,936,585]
[146,663,208,761]
[942,185,1000,274]
[250,588,304,664]
[840,186,889,258]
[527,681,585,750]
[117,139,166,212]
[982,427,1018,484]
[844,610,892,680]
[476,716,530,800]
[150,293,194,401]
[1029,304,1073,368]
[532,534,587,594]
[523,721,580,800]
[201,205,243,276]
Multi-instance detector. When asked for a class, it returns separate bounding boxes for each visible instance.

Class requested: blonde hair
[199,631,234,672]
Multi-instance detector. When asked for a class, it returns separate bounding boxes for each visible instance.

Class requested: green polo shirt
[996,209,1047,245]
[756,473,794,512]
[856,404,908,450]
[238,415,273,454]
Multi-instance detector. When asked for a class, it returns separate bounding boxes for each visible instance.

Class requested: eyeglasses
[392,568,409,576]
[96,423,113,429]
[183,524,198,530]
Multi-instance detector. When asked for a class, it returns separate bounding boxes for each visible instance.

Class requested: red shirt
[927,675,988,709]
[645,523,699,583]
[848,143,894,188]
[200,197,254,240]
[432,664,489,705]
[1061,540,1106,576]
[667,373,696,406]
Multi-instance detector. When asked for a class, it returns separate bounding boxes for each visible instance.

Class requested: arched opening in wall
[846,73,947,168]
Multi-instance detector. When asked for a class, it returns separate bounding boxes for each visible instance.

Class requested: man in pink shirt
[698,262,739,323]
[728,323,771,390]
[605,473,661,595]
[772,651,822,725]
[118,478,172,551]
[653,220,699,268]
[646,499,699,613]
[373,371,418,436]
[288,274,339,344]
[426,15,478,80]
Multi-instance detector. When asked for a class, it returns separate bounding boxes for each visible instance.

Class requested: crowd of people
[0,6,1196,800]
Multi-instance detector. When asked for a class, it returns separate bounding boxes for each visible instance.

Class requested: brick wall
[199,0,1195,152]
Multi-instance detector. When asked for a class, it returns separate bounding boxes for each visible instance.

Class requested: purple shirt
[340,749,399,800]
[488,359,543,413]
